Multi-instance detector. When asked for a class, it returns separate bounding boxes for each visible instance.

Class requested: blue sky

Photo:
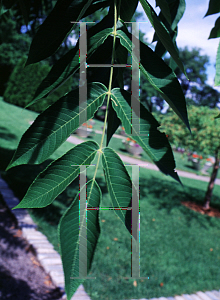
[137,0,220,87]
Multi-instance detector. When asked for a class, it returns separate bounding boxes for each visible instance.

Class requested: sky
[136,0,220,87]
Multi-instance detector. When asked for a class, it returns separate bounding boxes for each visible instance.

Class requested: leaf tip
[11,204,20,210]
[24,57,31,67]
[5,162,13,172]
[173,170,183,186]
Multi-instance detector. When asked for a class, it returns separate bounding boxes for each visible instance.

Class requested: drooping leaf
[114,43,128,89]
[106,100,121,146]
[139,0,186,75]
[156,0,172,24]
[26,0,110,65]
[170,0,185,32]
[154,28,178,58]
[58,179,101,300]
[111,88,181,183]
[28,26,113,106]
[208,17,220,39]
[102,147,133,233]
[12,141,99,209]
[215,40,220,86]
[7,82,107,169]
[105,43,128,146]
[153,0,185,58]
[116,29,190,132]
[205,0,220,17]
[119,0,139,22]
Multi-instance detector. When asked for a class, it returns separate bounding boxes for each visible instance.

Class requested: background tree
[5,0,56,36]
[126,45,220,113]
[3,56,73,112]
[168,46,220,108]
[0,13,31,95]
[156,105,220,210]
[190,84,220,108]
[170,47,209,95]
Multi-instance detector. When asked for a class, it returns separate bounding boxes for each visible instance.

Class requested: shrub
[0,18,31,95]
[3,56,72,112]
[155,105,220,158]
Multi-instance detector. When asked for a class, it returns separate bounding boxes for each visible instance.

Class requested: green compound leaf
[119,0,139,21]
[7,82,107,170]
[111,88,181,184]
[106,100,122,146]
[12,141,99,209]
[116,29,190,132]
[171,0,186,32]
[26,0,110,65]
[153,0,186,58]
[139,0,186,75]
[215,40,220,86]
[58,179,101,300]
[29,25,113,106]
[102,147,132,234]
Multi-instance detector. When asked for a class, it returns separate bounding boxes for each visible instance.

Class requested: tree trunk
[203,148,220,209]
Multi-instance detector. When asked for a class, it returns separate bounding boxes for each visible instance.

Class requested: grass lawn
[1,98,220,300]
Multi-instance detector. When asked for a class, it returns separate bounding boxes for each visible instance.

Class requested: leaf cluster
[3,0,194,299]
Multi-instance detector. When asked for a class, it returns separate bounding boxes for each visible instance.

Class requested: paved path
[67,134,220,186]
[0,175,90,300]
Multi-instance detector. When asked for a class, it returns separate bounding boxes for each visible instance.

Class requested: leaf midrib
[21,148,98,206]
[102,150,129,221]
[70,179,99,285]
[16,89,107,165]
[111,91,160,162]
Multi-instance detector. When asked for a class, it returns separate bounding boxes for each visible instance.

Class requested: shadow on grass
[0,126,17,142]
[184,163,197,170]
[0,148,15,172]
[139,175,220,228]
[118,147,128,153]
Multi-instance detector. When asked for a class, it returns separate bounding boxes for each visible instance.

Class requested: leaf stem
[91,0,118,183]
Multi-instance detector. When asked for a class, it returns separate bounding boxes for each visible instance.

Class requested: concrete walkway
[0,175,90,300]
